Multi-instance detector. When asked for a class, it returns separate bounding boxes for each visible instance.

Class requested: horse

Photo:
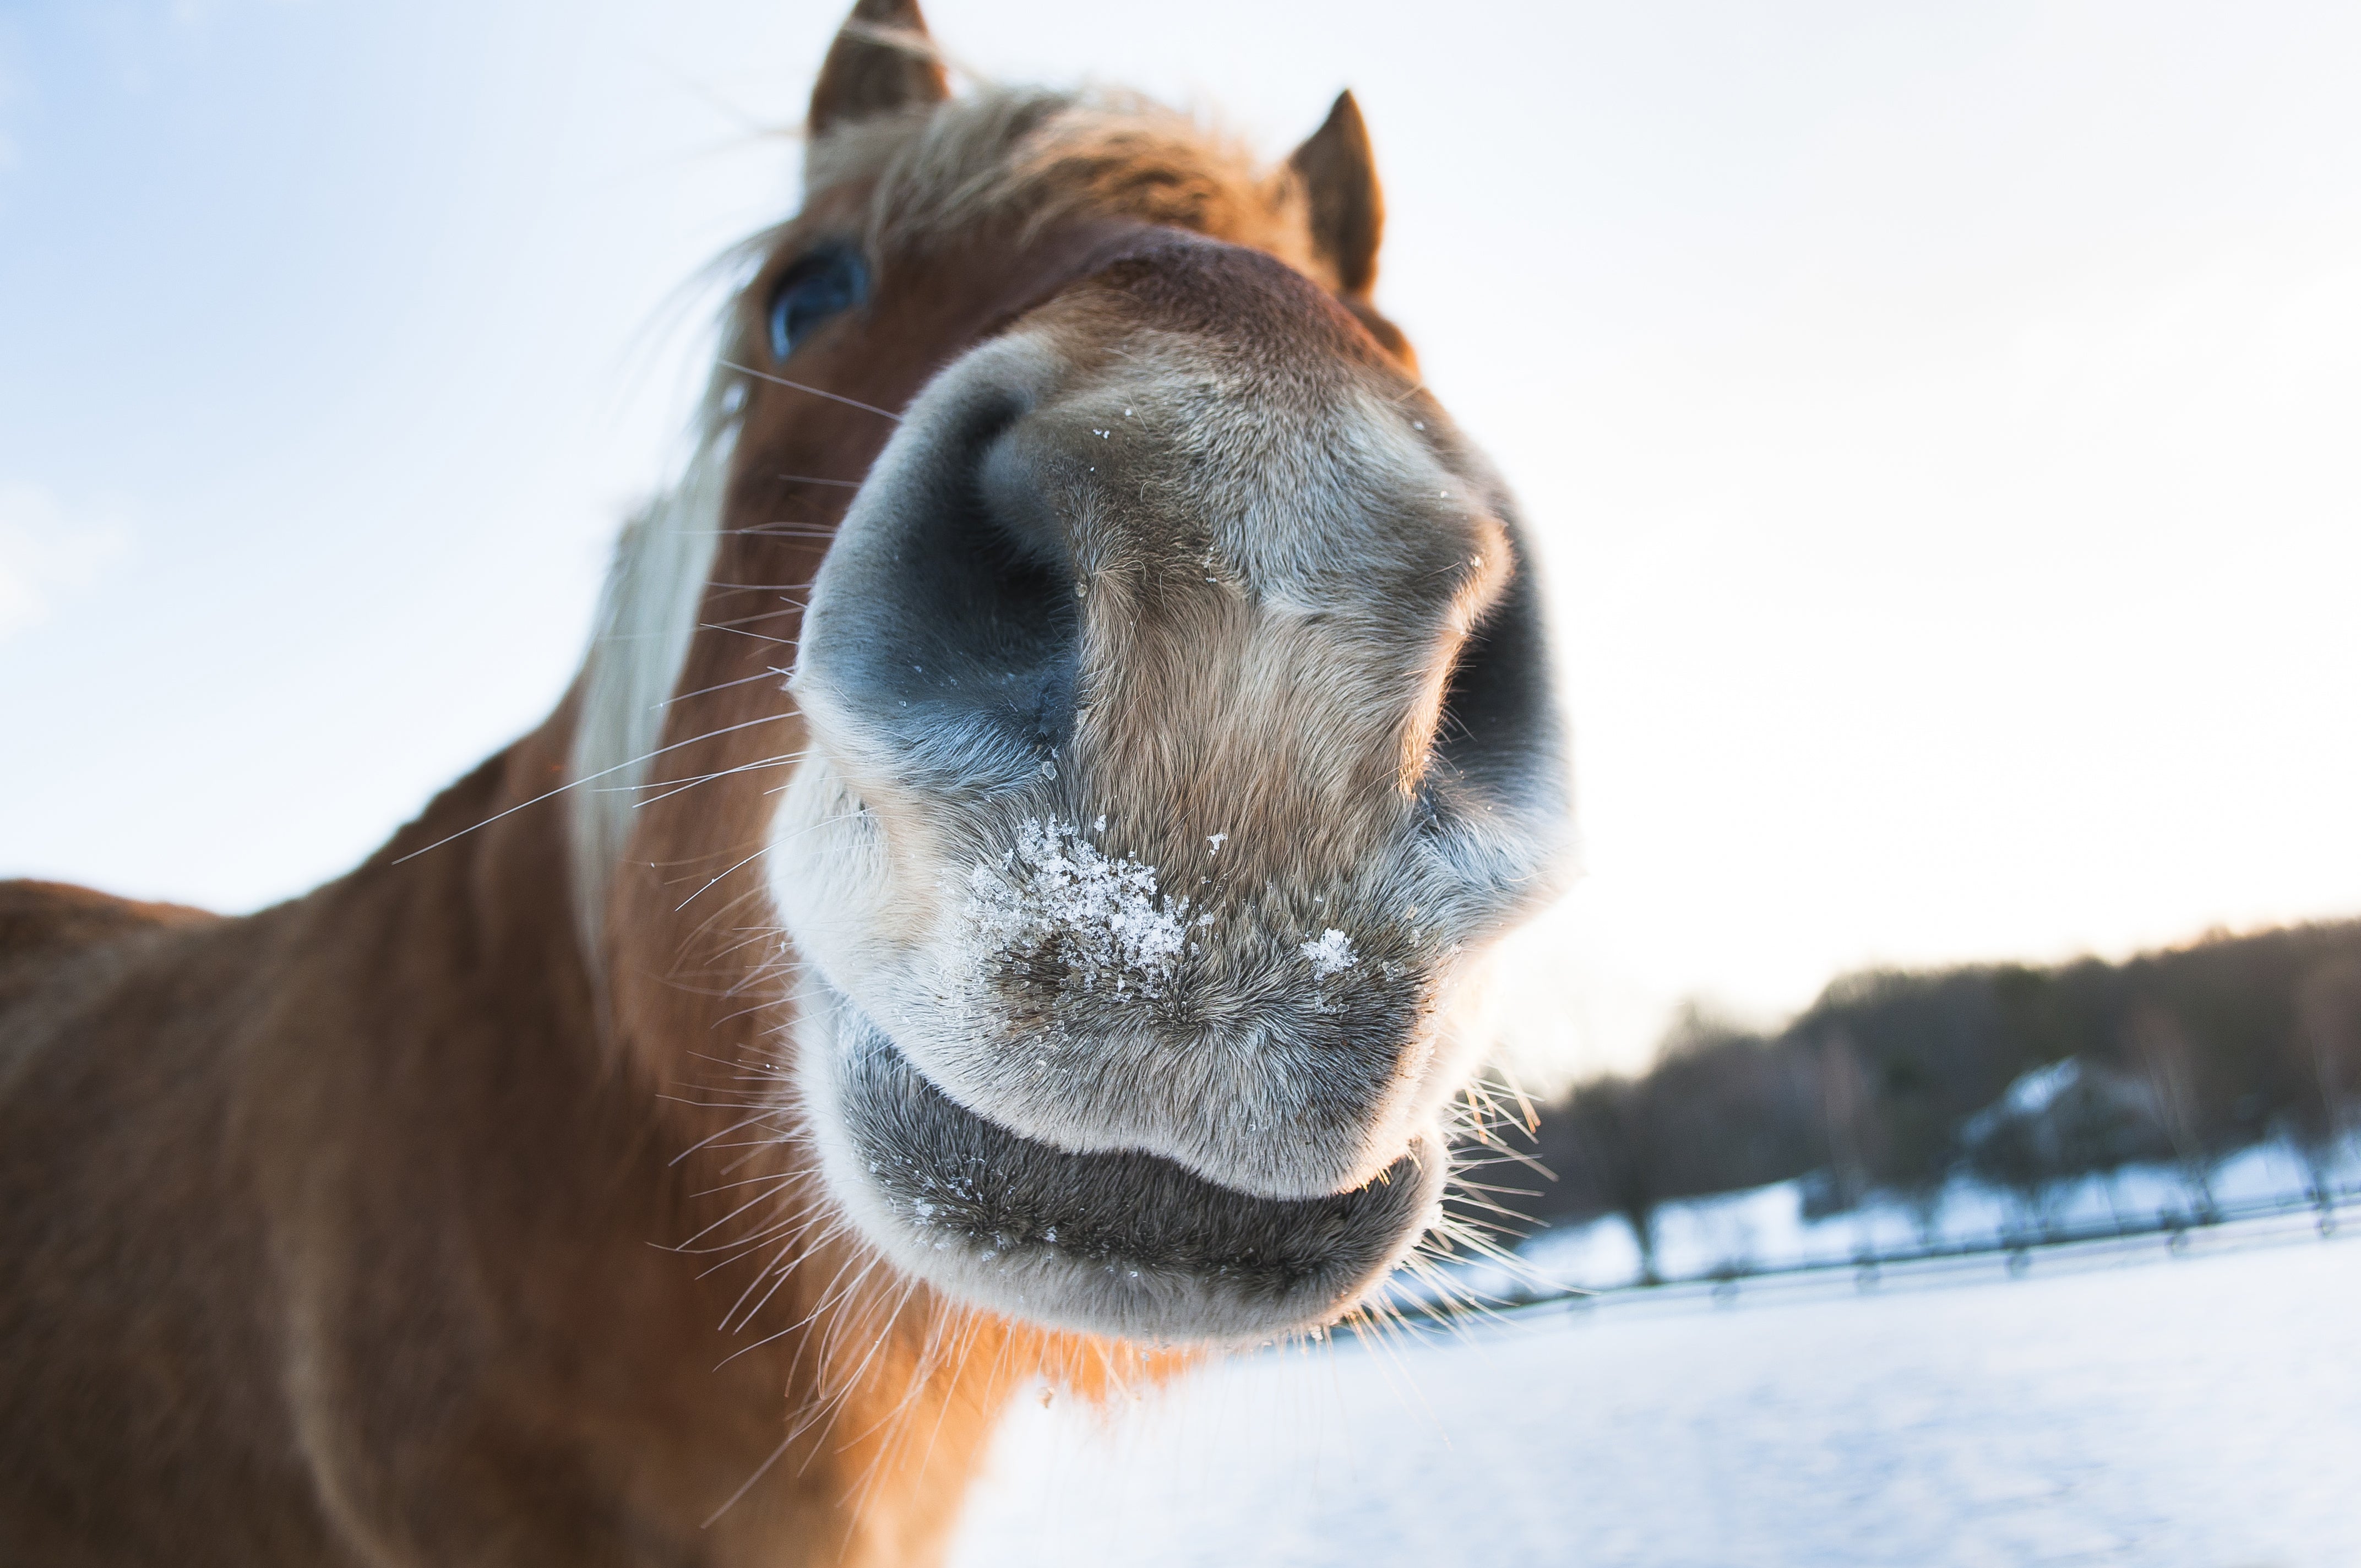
[0,2,1572,1562]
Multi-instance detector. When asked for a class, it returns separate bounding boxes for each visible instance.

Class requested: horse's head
[579,0,1571,1348]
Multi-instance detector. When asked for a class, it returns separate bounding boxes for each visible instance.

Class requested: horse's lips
[820,1005,1444,1343]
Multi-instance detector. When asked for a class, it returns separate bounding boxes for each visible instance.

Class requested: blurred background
[3,0,2358,1084]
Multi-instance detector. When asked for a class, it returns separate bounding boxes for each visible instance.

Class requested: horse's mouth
[803,998,1444,1344]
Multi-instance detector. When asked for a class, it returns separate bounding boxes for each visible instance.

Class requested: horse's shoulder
[0,877,217,957]
[0,879,220,1015]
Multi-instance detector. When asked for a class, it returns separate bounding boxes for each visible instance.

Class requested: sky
[3,1,2357,1085]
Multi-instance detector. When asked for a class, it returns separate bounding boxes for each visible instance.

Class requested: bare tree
[2294,957,2361,1196]
[1559,1076,1664,1284]
[1817,1028,1872,1216]
[2125,1004,2217,1220]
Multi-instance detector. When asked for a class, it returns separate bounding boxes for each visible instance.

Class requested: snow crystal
[969,819,1187,998]
[1299,928,1357,978]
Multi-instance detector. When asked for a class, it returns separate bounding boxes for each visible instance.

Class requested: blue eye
[768,245,868,359]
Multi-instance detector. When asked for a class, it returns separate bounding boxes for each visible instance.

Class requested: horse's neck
[306,703,1010,1564]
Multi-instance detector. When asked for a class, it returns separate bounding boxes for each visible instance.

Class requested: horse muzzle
[797,987,1444,1344]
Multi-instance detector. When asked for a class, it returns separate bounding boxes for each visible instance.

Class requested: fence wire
[1366,1180,2358,1333]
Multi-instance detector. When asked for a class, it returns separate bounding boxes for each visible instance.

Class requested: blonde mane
[815,88,1319,270]
[567,413,735,968]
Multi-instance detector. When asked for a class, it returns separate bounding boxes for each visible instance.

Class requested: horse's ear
[809,0,949,137]
[1288,90,1385,300]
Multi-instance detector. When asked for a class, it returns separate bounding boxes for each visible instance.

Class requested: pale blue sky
[6,2,2359,1079]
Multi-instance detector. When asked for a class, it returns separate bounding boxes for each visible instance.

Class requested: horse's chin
[797,988,1444,1346]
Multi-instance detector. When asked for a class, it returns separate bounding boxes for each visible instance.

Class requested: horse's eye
[768,246,868,360]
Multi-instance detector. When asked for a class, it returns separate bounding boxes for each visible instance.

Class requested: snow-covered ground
[949,1221,2361,1567]
[1495,1136,2358,1294]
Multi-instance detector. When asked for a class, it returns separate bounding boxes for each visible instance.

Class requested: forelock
[805,87,1318,271]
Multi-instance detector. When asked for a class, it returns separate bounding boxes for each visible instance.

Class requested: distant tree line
[1502,921,2361,1282]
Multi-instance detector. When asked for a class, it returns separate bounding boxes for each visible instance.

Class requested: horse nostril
[970,433,1081,749]
[801,388,1081,787]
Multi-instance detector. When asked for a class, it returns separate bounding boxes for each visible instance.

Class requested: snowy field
[949,1223,2361,1567]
